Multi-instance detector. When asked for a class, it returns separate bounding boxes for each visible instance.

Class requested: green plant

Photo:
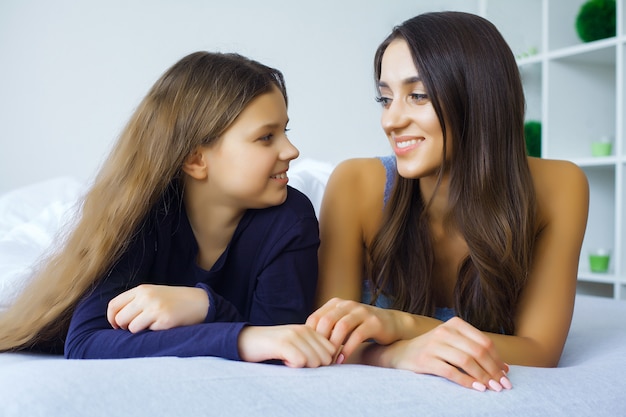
[575,0,616,42]
[524,121,541,158]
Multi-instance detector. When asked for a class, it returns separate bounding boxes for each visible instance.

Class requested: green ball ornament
[575,0,616,42]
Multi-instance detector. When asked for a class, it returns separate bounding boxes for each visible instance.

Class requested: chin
[252,190,288,209]
[396,164,421,179]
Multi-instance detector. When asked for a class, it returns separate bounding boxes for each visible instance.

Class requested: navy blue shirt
[64,185,319,361]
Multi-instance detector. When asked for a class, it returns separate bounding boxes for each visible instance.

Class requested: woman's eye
[375,96,391,108]
[410,93,429,103]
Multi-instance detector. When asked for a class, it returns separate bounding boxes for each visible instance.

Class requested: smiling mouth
[395,136,425,148]
[396,139,419,148]
[270,172,288,180]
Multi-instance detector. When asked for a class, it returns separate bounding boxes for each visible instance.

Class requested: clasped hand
[107,284,209,333]
[108,287,511,389]
[107,284,337,368]
[307,297,511,391]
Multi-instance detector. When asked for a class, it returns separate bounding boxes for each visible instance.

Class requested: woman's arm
[310,158,443,351]
[344,159,589,389]
[315,158,386,304]
[489,158,589,366]
[310,159,588,390]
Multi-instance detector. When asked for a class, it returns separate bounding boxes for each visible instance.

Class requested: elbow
[63,330,96,359]
[510,336,564,368]
[520,349,561,368]
[530,356,560,368]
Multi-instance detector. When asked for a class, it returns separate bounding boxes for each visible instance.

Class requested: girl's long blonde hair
[0,51,287,352]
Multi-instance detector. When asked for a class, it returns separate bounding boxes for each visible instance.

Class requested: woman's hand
[238,324,338,368]
[306,297,416,359]
[369,317,511,392]
[107,284,209,333]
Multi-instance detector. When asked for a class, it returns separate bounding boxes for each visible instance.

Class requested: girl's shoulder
[282,185,318,219]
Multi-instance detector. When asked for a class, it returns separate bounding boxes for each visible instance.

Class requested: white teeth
[397,139,419,148]
[271,173,287,179]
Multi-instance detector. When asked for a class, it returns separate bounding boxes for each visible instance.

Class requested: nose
[381,99,409,133]
[280,136,300,161]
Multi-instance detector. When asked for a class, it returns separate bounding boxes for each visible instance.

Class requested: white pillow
[288,158,334,218]
[0,177,83,311]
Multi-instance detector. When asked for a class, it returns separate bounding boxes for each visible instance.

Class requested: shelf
[548,38,618,63]
[578,271,619,284]
[574,156,620,167]
[547,0,618,51]
[488,0,624,299]
[546,57,616,160]
[576,281,616,298]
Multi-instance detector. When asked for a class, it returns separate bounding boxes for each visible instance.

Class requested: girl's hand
[373,317,511,392]
[107,284,209,333]
[306,297,410,359]
[238,324,337,368]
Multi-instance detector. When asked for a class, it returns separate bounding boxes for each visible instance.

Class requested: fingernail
[336,353,345,364]
[488,379,503,392]
[500,376,513,390]
[472,381,487,392]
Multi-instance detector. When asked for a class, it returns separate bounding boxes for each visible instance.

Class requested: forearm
[488,333,562,367]
[65,321,246,360]
[393,311,442,340]
[344,340,408,368]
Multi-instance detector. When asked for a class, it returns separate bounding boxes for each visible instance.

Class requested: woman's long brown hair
[0,51,287,352]
[368,12,537,334]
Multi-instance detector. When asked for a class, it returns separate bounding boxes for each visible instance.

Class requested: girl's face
[202,85,299,209]
[378,38,448,180]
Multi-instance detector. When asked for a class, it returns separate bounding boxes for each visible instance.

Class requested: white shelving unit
[483,0,626,299]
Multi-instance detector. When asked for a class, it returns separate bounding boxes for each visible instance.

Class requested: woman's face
[201,85,299,209]
[378,38,448,180]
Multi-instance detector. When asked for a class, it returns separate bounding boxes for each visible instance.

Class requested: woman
[0,51,335,368]
[307,12,589,391]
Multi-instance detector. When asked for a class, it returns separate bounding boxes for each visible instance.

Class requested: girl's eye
[375,96,391,108]
[258,134,273,142]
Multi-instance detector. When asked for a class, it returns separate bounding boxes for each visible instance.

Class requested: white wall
[0,0,478,193]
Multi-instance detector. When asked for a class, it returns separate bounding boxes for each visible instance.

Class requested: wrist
[398,311,440,339]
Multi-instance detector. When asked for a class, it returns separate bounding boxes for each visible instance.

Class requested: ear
[182,148,208,180]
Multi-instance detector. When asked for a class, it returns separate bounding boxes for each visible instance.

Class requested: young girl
[0,51,336,368]
[307,12,589,390]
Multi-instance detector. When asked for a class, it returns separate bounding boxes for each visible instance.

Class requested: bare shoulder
[528,157,589,224]
[322,157,387,242]
[329,157,387,183]
[325,158,387,203]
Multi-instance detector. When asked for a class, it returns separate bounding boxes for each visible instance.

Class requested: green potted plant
[524,120,541,158]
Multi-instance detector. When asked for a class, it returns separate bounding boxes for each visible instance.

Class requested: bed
[1,159,625,416]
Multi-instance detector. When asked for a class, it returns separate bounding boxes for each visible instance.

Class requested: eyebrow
[378,76,422,89]
[252,119,290,132]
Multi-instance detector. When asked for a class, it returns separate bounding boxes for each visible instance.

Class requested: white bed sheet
[1,162,625,416]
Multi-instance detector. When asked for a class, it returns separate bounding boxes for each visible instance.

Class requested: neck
[419,174,452,225]
[183,180,245,270]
